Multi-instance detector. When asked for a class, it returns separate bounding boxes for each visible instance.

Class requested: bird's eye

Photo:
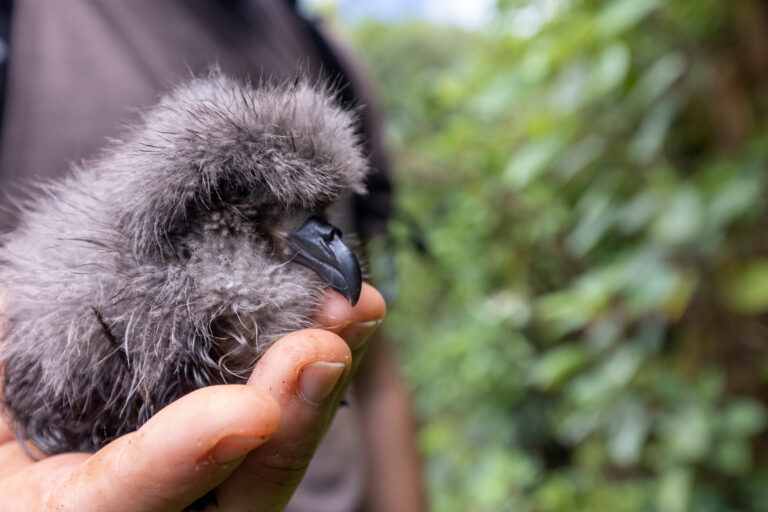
[175,242,192,261]
[218,181,249,201]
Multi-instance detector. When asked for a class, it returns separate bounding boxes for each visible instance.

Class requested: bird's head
[103,73,368,306]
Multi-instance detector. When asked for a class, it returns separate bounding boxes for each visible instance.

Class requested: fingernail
[299,361,347,405]
[211,435,269,465]
[340,318,384,350]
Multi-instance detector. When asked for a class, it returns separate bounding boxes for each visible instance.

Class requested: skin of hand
[0,283,386,512]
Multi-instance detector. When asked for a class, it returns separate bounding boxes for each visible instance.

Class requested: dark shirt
[0,0,390,237]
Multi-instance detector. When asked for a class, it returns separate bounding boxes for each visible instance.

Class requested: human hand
[0,283,386,511]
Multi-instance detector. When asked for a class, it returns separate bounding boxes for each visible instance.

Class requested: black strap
[0,0,12,138]
[299,14,393,238]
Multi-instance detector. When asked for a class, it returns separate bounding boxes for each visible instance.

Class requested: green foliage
[349,1,768,510]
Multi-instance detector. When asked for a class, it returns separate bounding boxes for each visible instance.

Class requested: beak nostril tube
[286,217,362,305]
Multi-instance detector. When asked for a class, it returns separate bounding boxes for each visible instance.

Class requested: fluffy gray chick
[0,73,368,455]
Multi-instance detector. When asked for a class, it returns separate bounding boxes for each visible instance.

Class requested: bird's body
[0,73,368,455]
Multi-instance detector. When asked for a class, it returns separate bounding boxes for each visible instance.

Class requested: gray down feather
[0,72,369,455]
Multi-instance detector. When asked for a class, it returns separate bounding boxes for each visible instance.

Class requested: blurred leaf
[707,174,762,228]
[530,344,590,391]
[504,135,567,189]
[713,439,753,475]
[721,399,767,438]
[597,0,663,36]
[591,43,631,95]
[555,135,607,180]
[657,467,693,512]
[650,186,704,244]
[629,97,680,165]
[661,406,713,462]
[724,260,768,313]
[633,51,687,106]
[608,401,651,467]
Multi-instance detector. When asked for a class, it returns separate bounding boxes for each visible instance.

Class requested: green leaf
[713,439,753,475]
[608,402,651,466]
[633,51,687,105]
[650,186,704,245]
[629,97,679,165]
[597,0,663,36]
[661,406,713,461]
[591,43,631,94]
[530,344,590,390]
[657,467,692,512]
[721,399,767,438]
[504,135,567,189]
[724,260,768,313]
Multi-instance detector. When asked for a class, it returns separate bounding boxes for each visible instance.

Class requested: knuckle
[253,451,313,489]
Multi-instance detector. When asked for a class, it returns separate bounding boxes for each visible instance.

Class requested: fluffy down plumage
[0,72,369,455]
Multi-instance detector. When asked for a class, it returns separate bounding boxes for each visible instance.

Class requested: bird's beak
[286,217,362,306]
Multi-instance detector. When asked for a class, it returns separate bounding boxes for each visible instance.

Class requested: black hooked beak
[286,217,362,305]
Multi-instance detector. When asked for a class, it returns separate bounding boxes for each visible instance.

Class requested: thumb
[37,385,281,512]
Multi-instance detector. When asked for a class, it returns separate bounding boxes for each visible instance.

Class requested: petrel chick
[0,73,368,455]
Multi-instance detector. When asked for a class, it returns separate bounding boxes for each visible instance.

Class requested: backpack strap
[0,0,13,137]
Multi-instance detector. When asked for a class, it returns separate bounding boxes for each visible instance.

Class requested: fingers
[314,282,387,351]
[211,284,386,511]
[211,329,350,510]
[2,385,281,512]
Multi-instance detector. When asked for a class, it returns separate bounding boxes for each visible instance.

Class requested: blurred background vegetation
[314,1,768,510]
